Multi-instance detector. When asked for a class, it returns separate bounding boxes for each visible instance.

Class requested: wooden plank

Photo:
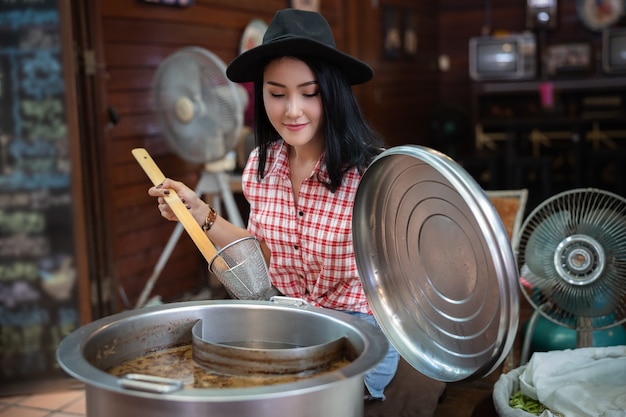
[107,90,153,114]
[102,18,233,44]
[112,171,200,210]
[100,0,279,27]
[114,245,199,284]
[107,113,161,138]
[110,159,198,189]
[106,68,154,91]
[116,251,204,303]
[107,135,170,164]
[103,43,237,69]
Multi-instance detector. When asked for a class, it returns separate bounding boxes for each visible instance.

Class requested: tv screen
[476,42,518,74]
[605,29,626,73]
[469,34,536,81]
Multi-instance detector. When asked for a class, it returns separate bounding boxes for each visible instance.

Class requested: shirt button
[294,245,299,250]
[298,211,304,216]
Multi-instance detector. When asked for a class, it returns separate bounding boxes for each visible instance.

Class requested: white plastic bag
[519,346,626,417]
[494,346,626,417]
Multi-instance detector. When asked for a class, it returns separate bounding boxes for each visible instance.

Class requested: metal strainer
[209,237,279,300]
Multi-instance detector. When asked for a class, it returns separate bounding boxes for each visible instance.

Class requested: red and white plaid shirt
[242,140,371,313]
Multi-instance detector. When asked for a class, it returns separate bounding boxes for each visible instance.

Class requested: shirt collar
[266,140,329,183]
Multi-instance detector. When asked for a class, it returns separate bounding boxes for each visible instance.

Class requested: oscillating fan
[135,47,249,308]
[153,46,246,165]
[514,188,626,362]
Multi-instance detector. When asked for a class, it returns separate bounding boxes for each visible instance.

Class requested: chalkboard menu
[0,0,84,390]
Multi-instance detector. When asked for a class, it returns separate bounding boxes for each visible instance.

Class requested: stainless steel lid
[353,145,519,382]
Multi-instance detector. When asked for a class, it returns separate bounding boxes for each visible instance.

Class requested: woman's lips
[284,123,307,131]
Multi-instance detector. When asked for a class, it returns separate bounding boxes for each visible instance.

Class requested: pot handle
[269,296,311,307]
[118,373,184,394]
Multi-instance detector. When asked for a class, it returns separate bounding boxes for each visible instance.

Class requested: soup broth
[108,344,350,389]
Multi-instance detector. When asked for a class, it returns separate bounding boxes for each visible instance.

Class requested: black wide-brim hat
[226,8,373,85]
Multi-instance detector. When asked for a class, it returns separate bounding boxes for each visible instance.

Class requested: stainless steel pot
[59,144,520,416]
[57,299,388,417]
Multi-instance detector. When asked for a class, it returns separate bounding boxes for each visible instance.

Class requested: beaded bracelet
[202,204,217,231]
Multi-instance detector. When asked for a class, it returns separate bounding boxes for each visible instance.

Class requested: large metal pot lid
[353,145,519,382]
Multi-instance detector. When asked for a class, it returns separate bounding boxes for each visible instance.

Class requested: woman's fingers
[149,178,200,223]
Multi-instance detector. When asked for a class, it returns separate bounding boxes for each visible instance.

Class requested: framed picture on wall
[382,6,419,60]
[404,10,418,57]
[545,43,591,77]
[382,6,403,60]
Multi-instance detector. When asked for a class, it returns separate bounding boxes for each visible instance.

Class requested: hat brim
[226,37,373,85]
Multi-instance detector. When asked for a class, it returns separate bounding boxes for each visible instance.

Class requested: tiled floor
[0,387,86,417]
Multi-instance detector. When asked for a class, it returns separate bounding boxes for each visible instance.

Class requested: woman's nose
[285,96,302,117]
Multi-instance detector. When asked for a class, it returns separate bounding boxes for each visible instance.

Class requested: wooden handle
[131,148,219,264]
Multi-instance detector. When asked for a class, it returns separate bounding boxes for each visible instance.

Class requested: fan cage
[152,47,246,164]
[515,188,626,331]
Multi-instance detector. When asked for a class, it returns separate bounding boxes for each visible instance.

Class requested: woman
[148,8,399,401]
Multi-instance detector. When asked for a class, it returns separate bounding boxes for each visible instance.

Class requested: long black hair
[252,56,385,192]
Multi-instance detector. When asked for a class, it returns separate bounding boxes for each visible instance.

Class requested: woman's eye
[267,90,318,98]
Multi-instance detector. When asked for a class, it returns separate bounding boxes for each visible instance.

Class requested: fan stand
[135,154,243,309]
[520,310,597,364]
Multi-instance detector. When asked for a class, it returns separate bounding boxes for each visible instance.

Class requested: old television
[469,33,536,81]
[603,27,626,74]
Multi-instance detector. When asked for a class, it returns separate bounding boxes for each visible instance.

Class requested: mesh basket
[209,237,275,300]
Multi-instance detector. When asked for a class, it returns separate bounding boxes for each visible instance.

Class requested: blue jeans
[344,311,399,400]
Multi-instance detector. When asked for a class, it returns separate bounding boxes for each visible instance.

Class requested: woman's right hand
[148,178,205,226]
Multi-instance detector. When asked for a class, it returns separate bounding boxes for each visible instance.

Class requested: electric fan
[514,188,626,362]
[135,47,249,308]
[153,46,247,165]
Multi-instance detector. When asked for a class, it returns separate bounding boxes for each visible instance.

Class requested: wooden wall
[438,0,522,112]
[87,0,439,311]
[100,0,287,310]
[355,0,440,148]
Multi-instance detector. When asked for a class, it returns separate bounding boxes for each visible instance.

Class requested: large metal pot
[57,299,388,417]
[59,145,520,416]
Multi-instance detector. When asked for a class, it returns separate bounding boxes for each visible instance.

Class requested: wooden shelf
[472,76,626,129]
[473,76,626,95]
[467,75,626,198]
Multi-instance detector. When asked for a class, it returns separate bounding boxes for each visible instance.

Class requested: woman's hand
[148,178,205,226]
[148,178,253,249]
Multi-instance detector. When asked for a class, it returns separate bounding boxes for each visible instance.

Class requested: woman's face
[262,57,324,148]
